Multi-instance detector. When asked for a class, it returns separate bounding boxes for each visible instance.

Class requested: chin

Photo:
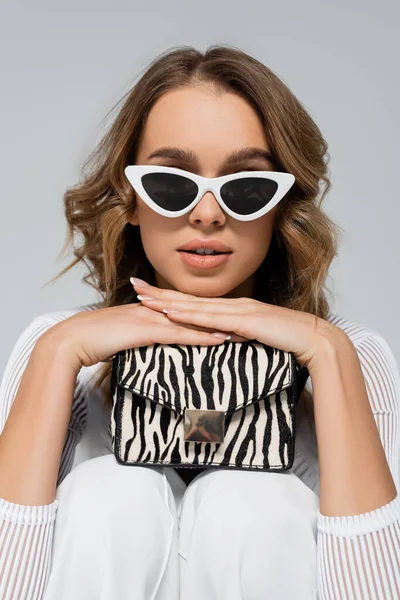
[176,280,234,298]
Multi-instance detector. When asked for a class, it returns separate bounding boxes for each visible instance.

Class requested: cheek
[134,197,166,234]
[137,211,182,262]
[259,214,276,248]
[239,216,275,253]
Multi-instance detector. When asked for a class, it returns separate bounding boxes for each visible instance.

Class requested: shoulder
[1,303,103,431]
[325,310,381,346]
[326,310,399,400]
[25,302,105,401]
[5,302,103,366]
[326,309,398,370]
[31,301,102,328]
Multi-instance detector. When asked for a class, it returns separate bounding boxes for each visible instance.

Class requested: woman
[0,45,399,600]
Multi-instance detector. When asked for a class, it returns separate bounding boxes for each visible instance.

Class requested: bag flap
[112,341,296,417]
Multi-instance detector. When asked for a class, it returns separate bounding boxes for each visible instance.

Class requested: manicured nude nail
[130,277,150,288]
[212,333,231,340]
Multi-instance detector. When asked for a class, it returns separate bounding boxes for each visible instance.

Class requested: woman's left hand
[130,278,339,371]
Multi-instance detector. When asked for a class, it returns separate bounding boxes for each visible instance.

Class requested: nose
[188,190,226,226]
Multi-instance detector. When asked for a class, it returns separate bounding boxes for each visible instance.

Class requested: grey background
[0,0,399,374]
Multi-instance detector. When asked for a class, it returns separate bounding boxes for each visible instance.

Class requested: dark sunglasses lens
[221,178,278,215]
[142,172,197,211]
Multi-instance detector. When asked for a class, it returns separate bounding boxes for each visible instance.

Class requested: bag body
[108,341,309,473]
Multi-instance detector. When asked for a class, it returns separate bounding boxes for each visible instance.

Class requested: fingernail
[212,333,231,340]
[130,277,150,288]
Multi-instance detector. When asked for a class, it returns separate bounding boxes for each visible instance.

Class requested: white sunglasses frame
[124,165,295,222]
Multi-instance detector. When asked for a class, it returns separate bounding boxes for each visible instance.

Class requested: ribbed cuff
[0,497,59,525]
[317,494,400,537]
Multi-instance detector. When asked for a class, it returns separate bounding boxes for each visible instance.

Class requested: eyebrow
[146,146,275,171]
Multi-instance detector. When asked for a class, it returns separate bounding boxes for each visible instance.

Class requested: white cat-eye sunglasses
[124,165,295,222]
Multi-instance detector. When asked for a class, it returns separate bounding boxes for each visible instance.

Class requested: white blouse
[0,304,399,599]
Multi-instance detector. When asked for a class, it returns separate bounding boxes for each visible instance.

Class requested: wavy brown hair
[46,44,343,425]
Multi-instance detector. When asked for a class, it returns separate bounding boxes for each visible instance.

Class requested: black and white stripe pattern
[109,341,302,471]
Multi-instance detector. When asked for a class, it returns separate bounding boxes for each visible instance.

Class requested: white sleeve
[316,333,400,600]
[0,316,87,600]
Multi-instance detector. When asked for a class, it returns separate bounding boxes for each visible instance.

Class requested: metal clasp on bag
[184,408,225,443]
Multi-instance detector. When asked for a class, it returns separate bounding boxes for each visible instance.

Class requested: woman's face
[129,84,278,299]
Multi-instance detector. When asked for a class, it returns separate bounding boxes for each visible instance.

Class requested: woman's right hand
[42,303,241,370]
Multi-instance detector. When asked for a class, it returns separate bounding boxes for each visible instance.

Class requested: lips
[179,250,231,270]
[179,249,225,255]
[178,238,233,253]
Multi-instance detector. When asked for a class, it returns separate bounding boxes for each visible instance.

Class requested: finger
[131,280,198,301]
[180,326,249,342]
[135,306,250,342]
[131,280,249,304]
[138,296,255,314]
[162,308,250,341]
[163,316,250,343]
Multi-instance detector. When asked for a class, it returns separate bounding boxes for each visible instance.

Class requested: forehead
[137,85,270,163]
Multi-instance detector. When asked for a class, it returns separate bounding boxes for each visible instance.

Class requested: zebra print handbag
[108,340,310,473]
